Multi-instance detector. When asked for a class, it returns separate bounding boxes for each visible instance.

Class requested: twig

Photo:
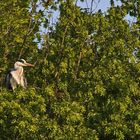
[18,1,38,59]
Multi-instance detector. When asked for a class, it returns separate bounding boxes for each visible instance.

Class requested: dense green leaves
[0,0,140,139]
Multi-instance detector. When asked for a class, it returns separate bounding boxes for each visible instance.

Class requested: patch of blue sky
[76,0,110,12]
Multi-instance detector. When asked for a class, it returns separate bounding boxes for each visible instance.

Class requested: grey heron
[5,59,34,91]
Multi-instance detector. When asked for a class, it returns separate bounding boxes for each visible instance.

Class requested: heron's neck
[14,65,23,70]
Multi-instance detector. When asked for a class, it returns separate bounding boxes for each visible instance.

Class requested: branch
[74,51,83,80]
[18,1,39,59]
[54,24,69,81]
[90,0,100,13]
[90,0,94,13]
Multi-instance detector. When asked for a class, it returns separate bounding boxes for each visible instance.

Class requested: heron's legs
[10,77,17,91]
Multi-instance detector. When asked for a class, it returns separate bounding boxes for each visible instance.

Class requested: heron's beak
[25,62,34,67]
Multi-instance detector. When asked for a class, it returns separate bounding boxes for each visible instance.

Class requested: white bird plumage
[5,59,34,91]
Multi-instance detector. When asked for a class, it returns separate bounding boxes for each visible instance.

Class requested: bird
[5,59,34,91]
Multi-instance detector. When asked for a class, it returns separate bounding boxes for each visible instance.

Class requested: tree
[0,0,140,139]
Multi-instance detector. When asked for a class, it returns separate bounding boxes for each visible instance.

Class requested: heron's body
[5,59,34,91]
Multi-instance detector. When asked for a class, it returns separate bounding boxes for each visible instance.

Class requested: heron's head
[14,59,34,68]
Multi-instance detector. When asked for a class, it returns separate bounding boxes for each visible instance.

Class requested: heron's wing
[5,72,17,91]
[5,73,12,90]
[10,70,21,85]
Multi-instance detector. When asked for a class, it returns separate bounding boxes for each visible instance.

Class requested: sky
[76,0,111,12]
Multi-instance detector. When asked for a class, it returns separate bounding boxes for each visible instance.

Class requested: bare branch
[18,1,39,59]
[85,0,89,9]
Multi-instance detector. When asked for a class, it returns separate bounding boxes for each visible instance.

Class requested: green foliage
[0,0,140,139]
